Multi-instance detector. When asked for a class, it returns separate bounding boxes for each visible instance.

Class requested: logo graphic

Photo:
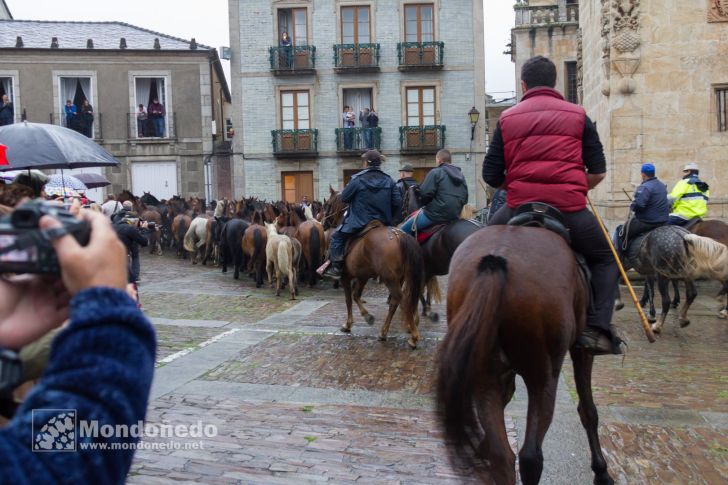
[32,409,77,452]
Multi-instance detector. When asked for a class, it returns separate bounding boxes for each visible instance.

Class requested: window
[281,90,310,130]
[404,4,434,42]
[0,77,13,103]
[279,8,308,46]
[341,6,370,44]
[717,87,728,132]
[59,76,94,138]
[282,171,313,203]
[565,61,578,104]
[406,87,436,126]
[134,77,169,138]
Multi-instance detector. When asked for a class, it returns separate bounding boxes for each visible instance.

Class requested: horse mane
[460,204,475,220]
[684,233,728,280]
[303,205,315,221]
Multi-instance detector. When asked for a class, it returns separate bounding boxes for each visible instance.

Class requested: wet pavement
[129,252,728,484]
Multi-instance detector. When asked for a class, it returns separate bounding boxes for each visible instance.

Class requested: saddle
[416,224,446,244]
[682,217,702,231]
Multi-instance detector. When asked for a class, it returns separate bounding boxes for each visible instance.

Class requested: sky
[6,0,516,98]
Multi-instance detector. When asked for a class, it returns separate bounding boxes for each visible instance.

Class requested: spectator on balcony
[343,105,356,150]
[0,94,14,126]
[80,99,94,138]
[63,99,77,130]
[360,108,372,149]
[367,108,379,148]
[280,32,292,68]
[136,104,149,137]
[148,98,166,137]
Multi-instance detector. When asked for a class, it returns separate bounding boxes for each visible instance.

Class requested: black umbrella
[74,172,111,189]
[0,122,120,171]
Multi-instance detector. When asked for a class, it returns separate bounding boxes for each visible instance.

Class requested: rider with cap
[616,163,670,251]
[400,149,468,236]
[322,150,401,280]
[668,162,709,226]
[393,163,419,224]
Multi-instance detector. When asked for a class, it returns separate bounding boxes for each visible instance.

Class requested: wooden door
[282,171,314,203]
[412,167,433,184]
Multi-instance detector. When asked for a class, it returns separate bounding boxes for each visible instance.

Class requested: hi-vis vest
[670,176,709,219]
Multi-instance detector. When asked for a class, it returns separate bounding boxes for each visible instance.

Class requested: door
[65,167,105,203]
[413,167,434,184]
[281,171,313,203]
[343,89,373,120]
[131,161,177,200]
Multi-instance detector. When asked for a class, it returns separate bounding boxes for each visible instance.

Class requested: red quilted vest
[499,87,588,212]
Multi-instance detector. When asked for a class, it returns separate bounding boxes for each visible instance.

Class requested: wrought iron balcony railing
[272,129,319,157]
[127,112,177,140]
[333,44,380,72]
[50,112,103,140]
[397,41,444,70]
[335,127,382,154]
[269,45,316,75]
[399,125,446,153]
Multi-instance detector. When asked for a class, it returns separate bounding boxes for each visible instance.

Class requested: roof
[0,1,11,20]
[0,19,211,50]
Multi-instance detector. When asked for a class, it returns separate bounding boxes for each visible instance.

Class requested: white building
[229,0,486,205]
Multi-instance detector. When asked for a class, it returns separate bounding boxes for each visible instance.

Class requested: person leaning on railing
[0,208,156,483]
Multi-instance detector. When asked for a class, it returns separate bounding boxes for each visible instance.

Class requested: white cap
[683,162,699,171]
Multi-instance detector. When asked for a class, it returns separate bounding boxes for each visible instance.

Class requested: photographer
[0,209,156,483]
[112,214,149,284]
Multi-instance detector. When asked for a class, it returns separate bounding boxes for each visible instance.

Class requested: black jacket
[113,222,148,256]
[631,176,669,224]
[395,176,419,197]
[340,167,401,232]
[419,164,469,223]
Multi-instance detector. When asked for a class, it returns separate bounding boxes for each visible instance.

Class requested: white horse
[265,221,297,299]
[183,216,210,264]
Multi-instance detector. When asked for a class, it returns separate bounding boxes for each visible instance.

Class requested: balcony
[127,113,177,141]
[333,44,380,73]
[514,3,579,27]
[272,129,319,158]
[50,112,103,140]
[269,45,316,75]
[335,127,382,155]
[399,125,446,153]
[397,42,444,71]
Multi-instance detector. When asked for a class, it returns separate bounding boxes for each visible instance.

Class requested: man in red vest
[483,56,623,355]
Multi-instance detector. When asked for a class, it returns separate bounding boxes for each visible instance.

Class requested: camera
[0,199,90,274]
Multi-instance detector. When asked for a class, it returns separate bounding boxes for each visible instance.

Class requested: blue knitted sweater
[0,288,156,484]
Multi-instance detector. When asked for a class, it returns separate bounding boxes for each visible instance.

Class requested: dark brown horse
[401,185,481,320]
[171,214,191,259]
[437,226,614,485]
[242,224,268,288]
[323,192,424,349]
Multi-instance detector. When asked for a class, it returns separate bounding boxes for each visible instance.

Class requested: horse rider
[615,163,670,255]
[393,163,419,224]
[483,55,623,355]
[322,150,401,280]
[400,149,468,236]
[668,162,709,226]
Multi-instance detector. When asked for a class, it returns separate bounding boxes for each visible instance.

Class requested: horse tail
[684,233,728,280]
[278,238,292,277]
[310,226,321,279]
[436,255,507,465]
[399,233,424,320]
[253,227,264,263]
[177,217,187,246]
[425,276,442,304]
[183,221,197,252]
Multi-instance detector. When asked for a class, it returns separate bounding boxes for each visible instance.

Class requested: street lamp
[468,106,480,140]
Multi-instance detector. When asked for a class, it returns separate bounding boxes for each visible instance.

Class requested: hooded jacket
[339,166,401,232]
[419,163,469,223]
[670,174,710,220]
[631,176,669,224]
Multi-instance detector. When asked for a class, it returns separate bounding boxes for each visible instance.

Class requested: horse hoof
[679,318,690,328]
[340,326,351,333]
[407,339,418,350]
[378,335,387,342]
[651,324,661,334]
[428,313,440,322]
[614,302,624,311]
[365,315,375,326]
[718,310,728,319]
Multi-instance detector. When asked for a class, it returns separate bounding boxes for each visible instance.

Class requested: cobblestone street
[128,253,728,484]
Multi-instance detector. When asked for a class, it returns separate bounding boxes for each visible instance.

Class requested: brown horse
[323,192,424,349]
[437,226,614,485]
[295,219,325,288]
[171,214,191,259]
[242,224,268,288]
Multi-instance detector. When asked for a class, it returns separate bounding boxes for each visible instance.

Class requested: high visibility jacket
[669,175,709,220]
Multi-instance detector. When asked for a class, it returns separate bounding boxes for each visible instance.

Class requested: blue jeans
[343,128,354,149]
[328,229,351,263]
[362,128,372,149]
[400,209,434,236]
[152,117,165,137]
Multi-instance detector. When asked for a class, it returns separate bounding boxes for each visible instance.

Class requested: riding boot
[575,325,625,355]
[322,260,344,280]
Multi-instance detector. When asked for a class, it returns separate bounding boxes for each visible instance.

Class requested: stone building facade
[512,0,728,223]
[0,20,232,201]
[229,0,486,205]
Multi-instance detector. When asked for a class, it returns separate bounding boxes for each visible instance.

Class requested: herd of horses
[118,187,728,484]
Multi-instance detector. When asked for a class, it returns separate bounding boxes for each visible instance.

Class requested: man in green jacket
[668,162,710,226]
[400,149,468,235]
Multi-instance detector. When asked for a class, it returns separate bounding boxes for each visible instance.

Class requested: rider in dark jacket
[401,149,468,235]
[323,150,401,280]
[393,163,419,225]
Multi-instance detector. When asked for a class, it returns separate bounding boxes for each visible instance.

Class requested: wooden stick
[586,195,656,343]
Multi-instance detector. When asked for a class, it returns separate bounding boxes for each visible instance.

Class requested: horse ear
[329,185,336,196]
